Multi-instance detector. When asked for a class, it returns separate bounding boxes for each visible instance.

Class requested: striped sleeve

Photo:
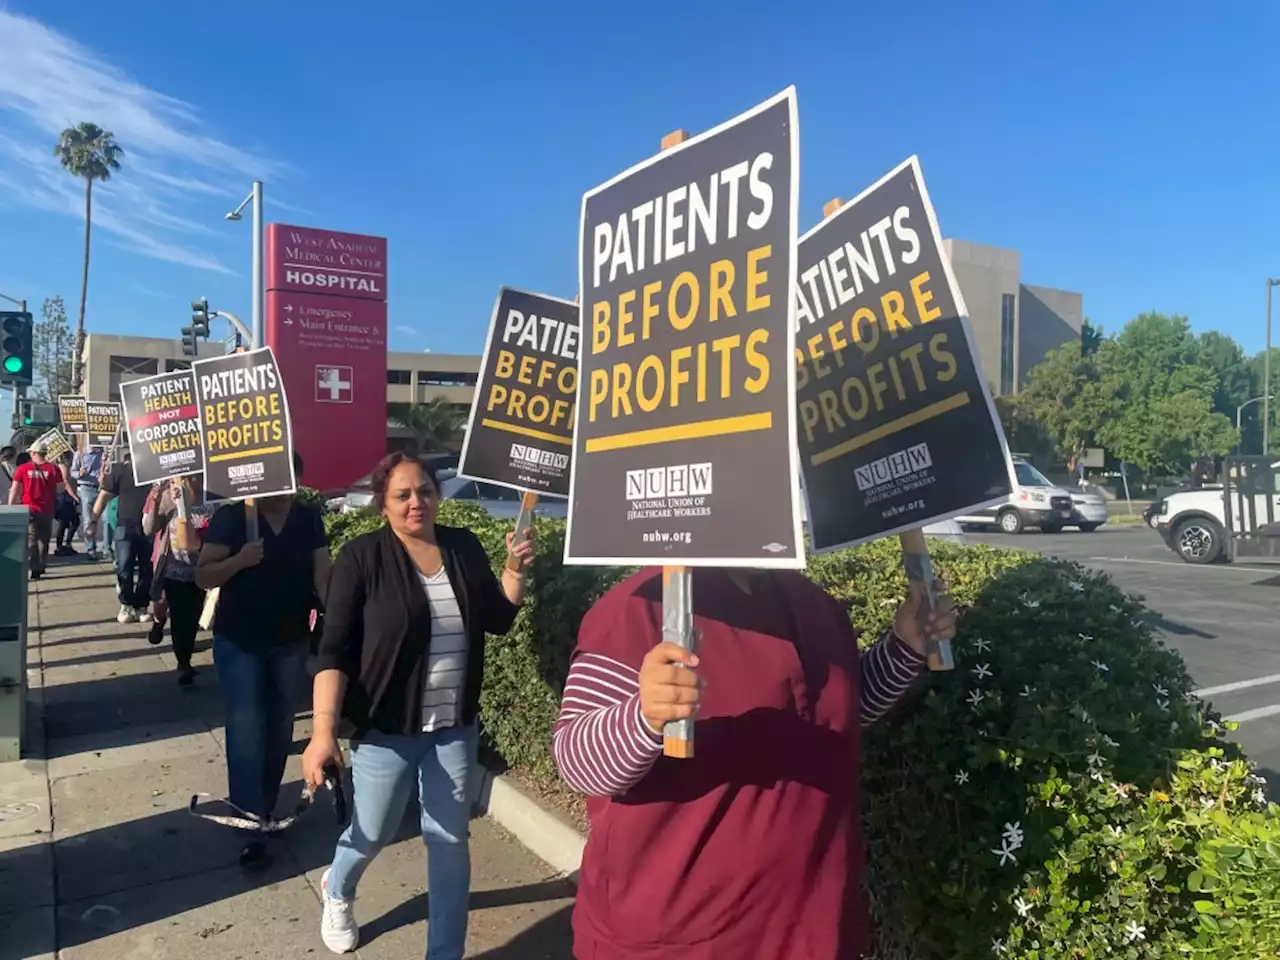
[552,652,664,797]
[860,630,928,726]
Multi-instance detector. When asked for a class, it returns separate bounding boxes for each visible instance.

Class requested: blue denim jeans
[78,483,99,554]
[212,637,308,822]
[113,521,154,609]
[329,725,478,960]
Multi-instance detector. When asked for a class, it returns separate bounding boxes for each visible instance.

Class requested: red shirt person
[553,567,955,960]
[8,442,64,578]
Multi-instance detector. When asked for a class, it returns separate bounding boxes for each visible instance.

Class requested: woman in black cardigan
[302,452,534,958]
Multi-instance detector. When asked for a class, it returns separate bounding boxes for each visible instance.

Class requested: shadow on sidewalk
[468,906,574,958]
[0,777,573,950]
[46,639,212,670]
[41,667,223,743]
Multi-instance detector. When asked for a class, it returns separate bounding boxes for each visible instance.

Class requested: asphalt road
[967,523,1280,789]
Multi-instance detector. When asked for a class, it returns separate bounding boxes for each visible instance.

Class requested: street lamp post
[1237,395,1275,454]
[1266,279,1279,456]
[0,292,27,428]
[225,181,264,348]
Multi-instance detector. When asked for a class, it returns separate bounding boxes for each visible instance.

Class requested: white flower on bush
[1013,896,1032,917]
[991,938,1007,956]
[1069,580,1084,592]
[1002,821,1025,848]
[1112,782,1131,798]
[1022,598,1041,610]
[1157,698,1170,712]
[991,839,1019,867]
[1087,751,1104,768]
[1092,660,1109,673]
[973,637,992,653]
[1078,632,1094,642]
[973,663,993,680]
[1153,683,1169,698]
[1020,684,1034,699]
[955,770,970,786]
[1254,788,1267,807]
[1201,796,1216,810]
[1125,920,1146,943]
[967,689,986,710]
[1108,825,1124,839]
[1103,734,1119,748]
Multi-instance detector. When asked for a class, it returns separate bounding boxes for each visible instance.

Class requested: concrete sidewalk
[0,554,575,959]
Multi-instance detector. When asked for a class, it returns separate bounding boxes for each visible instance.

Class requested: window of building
[108,356,159,401]
[417,370,478,387]
[164,359,192,372]
[999,293,1016,394]
[387,369,411,385]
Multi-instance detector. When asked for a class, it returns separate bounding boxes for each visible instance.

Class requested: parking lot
[968,523,1280,791]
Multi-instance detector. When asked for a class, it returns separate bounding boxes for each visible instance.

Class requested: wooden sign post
[820,196,953,672]
[659,128,698,759]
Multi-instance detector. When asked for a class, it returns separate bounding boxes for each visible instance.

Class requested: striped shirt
[420,569,467,732]
[552,630,925,797]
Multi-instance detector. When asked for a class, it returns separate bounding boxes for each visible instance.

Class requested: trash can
[0,505,30,762]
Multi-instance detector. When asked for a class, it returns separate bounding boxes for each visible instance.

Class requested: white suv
[954,458,1109,535]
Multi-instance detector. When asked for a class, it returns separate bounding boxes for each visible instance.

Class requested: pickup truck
[1150,457,1280,564]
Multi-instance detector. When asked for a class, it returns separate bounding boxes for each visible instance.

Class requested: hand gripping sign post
[795,158,1015,670]
[458,286,579,558]
[565,90,805,758]
[119,369,204,486]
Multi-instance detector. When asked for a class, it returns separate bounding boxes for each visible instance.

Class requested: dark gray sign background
[58,396,87,434]
[86,401,122,446]
[797,160,1011,551]
[459,288,578,498]
[120,370,204,486]
[193,348,297,502]
[567,92,801,565]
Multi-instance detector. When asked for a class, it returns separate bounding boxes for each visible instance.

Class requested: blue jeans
[113,521,154,609]
[78,484,99,553]
[329,725,478,960]
[212,637,308,822]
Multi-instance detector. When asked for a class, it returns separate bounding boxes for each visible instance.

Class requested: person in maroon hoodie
[552,566,956,960]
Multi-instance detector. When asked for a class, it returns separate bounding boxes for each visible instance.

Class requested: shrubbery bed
[325,503,1280,958]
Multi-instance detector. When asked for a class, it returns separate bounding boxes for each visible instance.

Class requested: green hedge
[325,506,1280,958]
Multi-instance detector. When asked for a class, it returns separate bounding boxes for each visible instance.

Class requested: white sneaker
[117,605,138,624]
[136,609,153,624]
[320,868,358,953]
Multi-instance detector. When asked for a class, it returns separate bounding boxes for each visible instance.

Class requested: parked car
[953,458,1108,534]
[338,468,568,521]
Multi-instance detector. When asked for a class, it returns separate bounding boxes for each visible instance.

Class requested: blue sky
[1,1,1277,370]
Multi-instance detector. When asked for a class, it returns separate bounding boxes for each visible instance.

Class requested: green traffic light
[22,417,31,426]
[3,356,23,374]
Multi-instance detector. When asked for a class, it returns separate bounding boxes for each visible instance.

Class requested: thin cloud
[0,12,285,274]
[394,325,419,338]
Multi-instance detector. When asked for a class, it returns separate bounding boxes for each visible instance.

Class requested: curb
[471,764,584,880]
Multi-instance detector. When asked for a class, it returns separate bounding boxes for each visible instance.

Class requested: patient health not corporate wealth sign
[119,370,203,485]
[795,157,1013,552]
[192,347,297,501]
[565,88,804,567]
[459,287,578,497]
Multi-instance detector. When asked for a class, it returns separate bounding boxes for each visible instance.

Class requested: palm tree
[54,122,124,393]
[390,398,467,454]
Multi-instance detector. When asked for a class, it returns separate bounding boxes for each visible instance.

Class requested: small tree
[32,296,74,402]
[389,398,466,454]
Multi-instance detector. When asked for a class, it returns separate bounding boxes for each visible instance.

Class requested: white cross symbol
[317,367,351,401]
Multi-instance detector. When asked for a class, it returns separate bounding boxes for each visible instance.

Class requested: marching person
[142,474,214,686]
[53,452,81,556]
[71,442,105,558]
[87,451,155,623]
[302,452,534,958]
[8,441,63,579]
[0,446,18,489]
[552,565,957,959]
[195,452,331,868]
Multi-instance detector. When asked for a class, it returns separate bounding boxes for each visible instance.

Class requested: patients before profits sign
[795,157,1012,552]
[86,401,122,446]
[565,88,804,567]
[119,370,203,485]
[459,287,578,497]
[58,396,87,434]
[192,347,297,501]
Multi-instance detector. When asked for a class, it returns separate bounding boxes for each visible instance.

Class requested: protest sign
[459,287,578,498]
[565,88,803,567]
[120,370,203,485]
[795,156,1013,553]
[58,396,88,434]
[192,347,296,501]
[85,401,122,446]
[33,428,71,461]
